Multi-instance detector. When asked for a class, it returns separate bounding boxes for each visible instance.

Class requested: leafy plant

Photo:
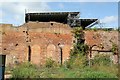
[11,62,40,78]
[71,27,84,40]
[111,43,118,54]
[45,58,58,68]
[71,27,89,56]
[93,27,97,31]
[93,54,111,66]
[116,28,120,32]
[80,70,117,78]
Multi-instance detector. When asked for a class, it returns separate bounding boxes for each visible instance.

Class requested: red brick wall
[1,23,119,66]
[0,22,73,66]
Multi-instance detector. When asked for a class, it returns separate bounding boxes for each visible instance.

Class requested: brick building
[0,12,118,66]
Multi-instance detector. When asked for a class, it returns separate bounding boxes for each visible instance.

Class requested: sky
[0,1,119,29]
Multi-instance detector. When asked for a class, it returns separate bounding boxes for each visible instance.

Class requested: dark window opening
[26,31,28,35]
[4,48,6,50]
[28,46,31,62]
[15,44,18,46]
[58,43,63,65]
[58,43,60,46]
[23,31,25,33]
[60,47,63,65]
[14,60,19,64]
[73,40,76,43]
[93,36,96,39]
[51,23,53,25]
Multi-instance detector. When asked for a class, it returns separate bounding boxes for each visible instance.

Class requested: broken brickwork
[0,23,119,66]
[0,22,73,66]
[84,30,119,63]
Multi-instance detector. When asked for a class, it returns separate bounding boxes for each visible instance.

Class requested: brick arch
[31,44,41,64]
[47,44,56,61]
[62,45,71,63]
[6,44,28,66]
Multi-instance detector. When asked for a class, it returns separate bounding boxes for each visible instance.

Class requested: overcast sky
[0,1,119,28]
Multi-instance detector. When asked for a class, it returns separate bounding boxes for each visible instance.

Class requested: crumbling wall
[23,21,72,34]
[84,30,118,50]
[84,30,119,63]
[0,22,73,66]
[1,22,119,66]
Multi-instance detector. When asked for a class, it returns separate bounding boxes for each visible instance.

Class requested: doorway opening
[28,45,31,62]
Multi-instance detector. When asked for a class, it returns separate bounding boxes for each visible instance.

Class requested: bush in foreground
[11,62,40,78]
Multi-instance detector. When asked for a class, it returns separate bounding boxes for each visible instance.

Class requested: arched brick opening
[62,45,71,63]
[47,44,56,61]
[6,44,28,66]
[31,45,41,64]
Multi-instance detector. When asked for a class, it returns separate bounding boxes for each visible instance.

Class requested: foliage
[11,62,40,78]
[92,27,97,31]
[64,54,87,69]
[71,43,89,56]
[116,28,120,32]
[80,70,117,78]
[71,27,89,56]
[10,26,118,78]
[45,58,59,68]
[71,27,84,39]
[92,54,111,66]
[11,60,118,78]
[102,28,113,31]
[63,59,72,69]
[111,43,118,54]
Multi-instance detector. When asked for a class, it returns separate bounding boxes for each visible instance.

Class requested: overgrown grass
[9,54,118,78]
[11,62,40,78]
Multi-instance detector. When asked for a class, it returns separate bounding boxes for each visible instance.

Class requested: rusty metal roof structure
[25,12,98,29]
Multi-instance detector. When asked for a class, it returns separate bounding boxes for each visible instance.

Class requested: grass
[7,54,118,79]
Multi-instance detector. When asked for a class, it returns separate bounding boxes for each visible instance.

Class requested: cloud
[0,0,119,2]
[1,2,50,14]
[0,9,6,23]
[0,2,51,25]
[58,3,64,9]
[14,15,21,21]
[100,16,118,24]
[0,10,3,19]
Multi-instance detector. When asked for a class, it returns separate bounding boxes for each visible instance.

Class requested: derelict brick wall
[29,32,73,65]
[84,30,119,63]
[0,22,73,66]
[1,22,119,66]
[84,30,118,50]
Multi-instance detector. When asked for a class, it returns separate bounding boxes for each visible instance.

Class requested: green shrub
[93,54,111,66]
[11,62,40,78]
[111,43,118,54]
[80,71,117,78]
[92,63,118,76]
[64,60,72,69]
[64,54,87,69]
[72,54,87,68]
[93,27,97,31]
[45,58,59,68]
[116,28,120,32]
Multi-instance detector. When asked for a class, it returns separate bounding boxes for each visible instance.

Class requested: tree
[71,27,89,56]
